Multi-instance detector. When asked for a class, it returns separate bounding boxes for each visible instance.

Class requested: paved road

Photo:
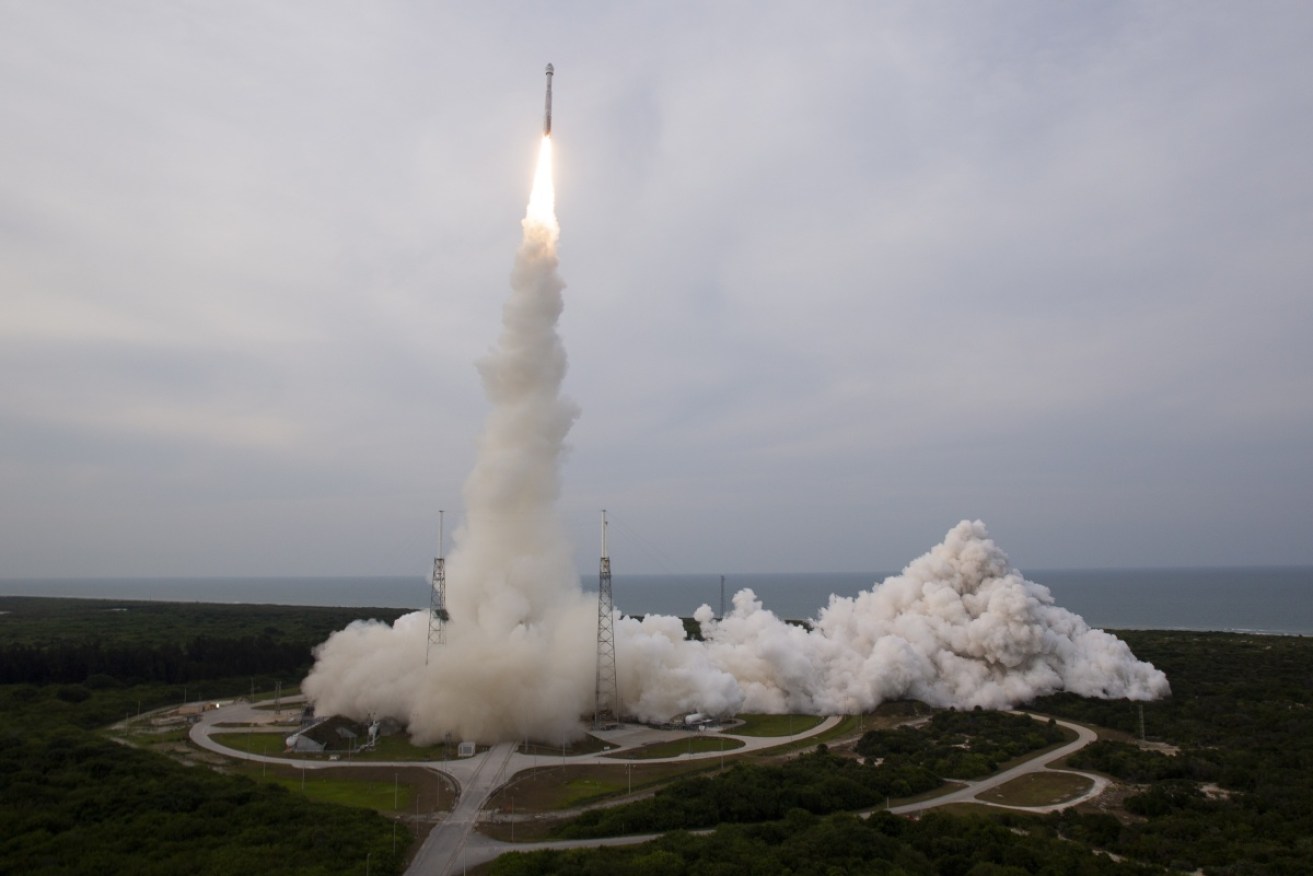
[185,703,1104,874]
[408,741,517,875]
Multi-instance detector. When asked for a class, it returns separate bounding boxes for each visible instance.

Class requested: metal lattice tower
[426,510,448,665]
[594,510,619,729]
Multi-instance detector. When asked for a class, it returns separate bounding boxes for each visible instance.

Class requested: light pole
[393,772,398,810]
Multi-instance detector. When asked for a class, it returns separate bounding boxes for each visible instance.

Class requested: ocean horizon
[2,566,1311,636]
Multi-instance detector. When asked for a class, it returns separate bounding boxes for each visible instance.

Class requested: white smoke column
[302,135,1169,743]
[614,520,1170,721]
[304,137,599,744]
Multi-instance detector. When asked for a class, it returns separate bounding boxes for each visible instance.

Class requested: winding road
[186,704,1105,875]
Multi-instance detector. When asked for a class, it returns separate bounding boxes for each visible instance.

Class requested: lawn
[270,775,415,811]
[976,771,1093,807]
[210,729,461,761]
[211,731,289,756]
[608,735,745,760]
[489,761,724,812]
[229,762,452,815]
[518,734,611,757]
[352,733,452,761]
[731,713,825,737]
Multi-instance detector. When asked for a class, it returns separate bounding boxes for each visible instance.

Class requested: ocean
[2,567,1311,635]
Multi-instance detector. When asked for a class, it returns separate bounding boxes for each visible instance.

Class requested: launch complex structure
[595,510,619,728]
[425,510,448,665]
[423,509,621,732]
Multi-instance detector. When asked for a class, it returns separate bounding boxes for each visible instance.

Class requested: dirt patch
[1075,781,1145,822]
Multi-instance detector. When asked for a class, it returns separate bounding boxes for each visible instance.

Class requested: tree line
[0,597,409,875]
[0,635,316,685]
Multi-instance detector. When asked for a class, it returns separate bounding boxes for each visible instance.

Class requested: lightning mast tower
[593,510,619,729]
[426,510,448,665]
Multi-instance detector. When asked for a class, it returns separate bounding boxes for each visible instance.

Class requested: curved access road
[185,703,1104,874]
[891,714,1107,815]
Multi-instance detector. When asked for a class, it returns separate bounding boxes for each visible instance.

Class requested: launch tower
[426,510,448,665]
[593,510,619,728]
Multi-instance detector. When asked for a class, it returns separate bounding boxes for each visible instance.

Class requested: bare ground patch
[978,771,1094,808]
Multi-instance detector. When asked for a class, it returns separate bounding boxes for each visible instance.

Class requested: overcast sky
[2,1,1311,579]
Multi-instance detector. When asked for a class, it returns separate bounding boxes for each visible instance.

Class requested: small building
[285,715,365,754]
[457,741,476,758]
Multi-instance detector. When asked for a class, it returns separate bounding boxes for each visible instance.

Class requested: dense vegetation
[1028,630,1313,875]
[0,724,402,876]
[0,596,406,875]
[6,596,1312,876]
[0,596,406,685]
[554,746,938,839]
[509,630,1313,875]
[555,710,1062,840]
[500,810,1164,875]
[856,708,1065,779]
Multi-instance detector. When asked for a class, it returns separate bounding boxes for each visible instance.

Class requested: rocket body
[544,63,553,136]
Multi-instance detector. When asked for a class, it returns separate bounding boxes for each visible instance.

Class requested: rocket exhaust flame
[526,136,555,231]
[300,71,1169,745]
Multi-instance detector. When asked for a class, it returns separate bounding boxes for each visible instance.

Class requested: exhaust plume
[304,135,598,744]
[302,135,1168,745]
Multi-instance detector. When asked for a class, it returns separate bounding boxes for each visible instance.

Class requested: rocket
[544,63,553,136]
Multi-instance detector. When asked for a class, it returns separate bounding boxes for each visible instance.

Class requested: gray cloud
[2,2,1311,577]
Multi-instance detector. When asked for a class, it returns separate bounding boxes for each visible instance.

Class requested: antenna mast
[426,510,448,664]
[593,509,619,728]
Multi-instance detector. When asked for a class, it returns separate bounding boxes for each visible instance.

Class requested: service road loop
[890,713,1107,815]
[187,702,1103,875]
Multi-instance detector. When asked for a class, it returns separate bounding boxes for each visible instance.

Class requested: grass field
[731,713,825,737]
[976,771,1093,807]
[270,775,415,810]
[210,729,459,761]
[609,735,745,760]
[229,762,452,815]
[518,735,611,757]
[210,731,288,756]
[489,761,724,812]
[352,733,451,761]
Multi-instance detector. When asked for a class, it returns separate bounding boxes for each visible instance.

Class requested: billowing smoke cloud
[617,519,1169,723]
[302,138,1168,745]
